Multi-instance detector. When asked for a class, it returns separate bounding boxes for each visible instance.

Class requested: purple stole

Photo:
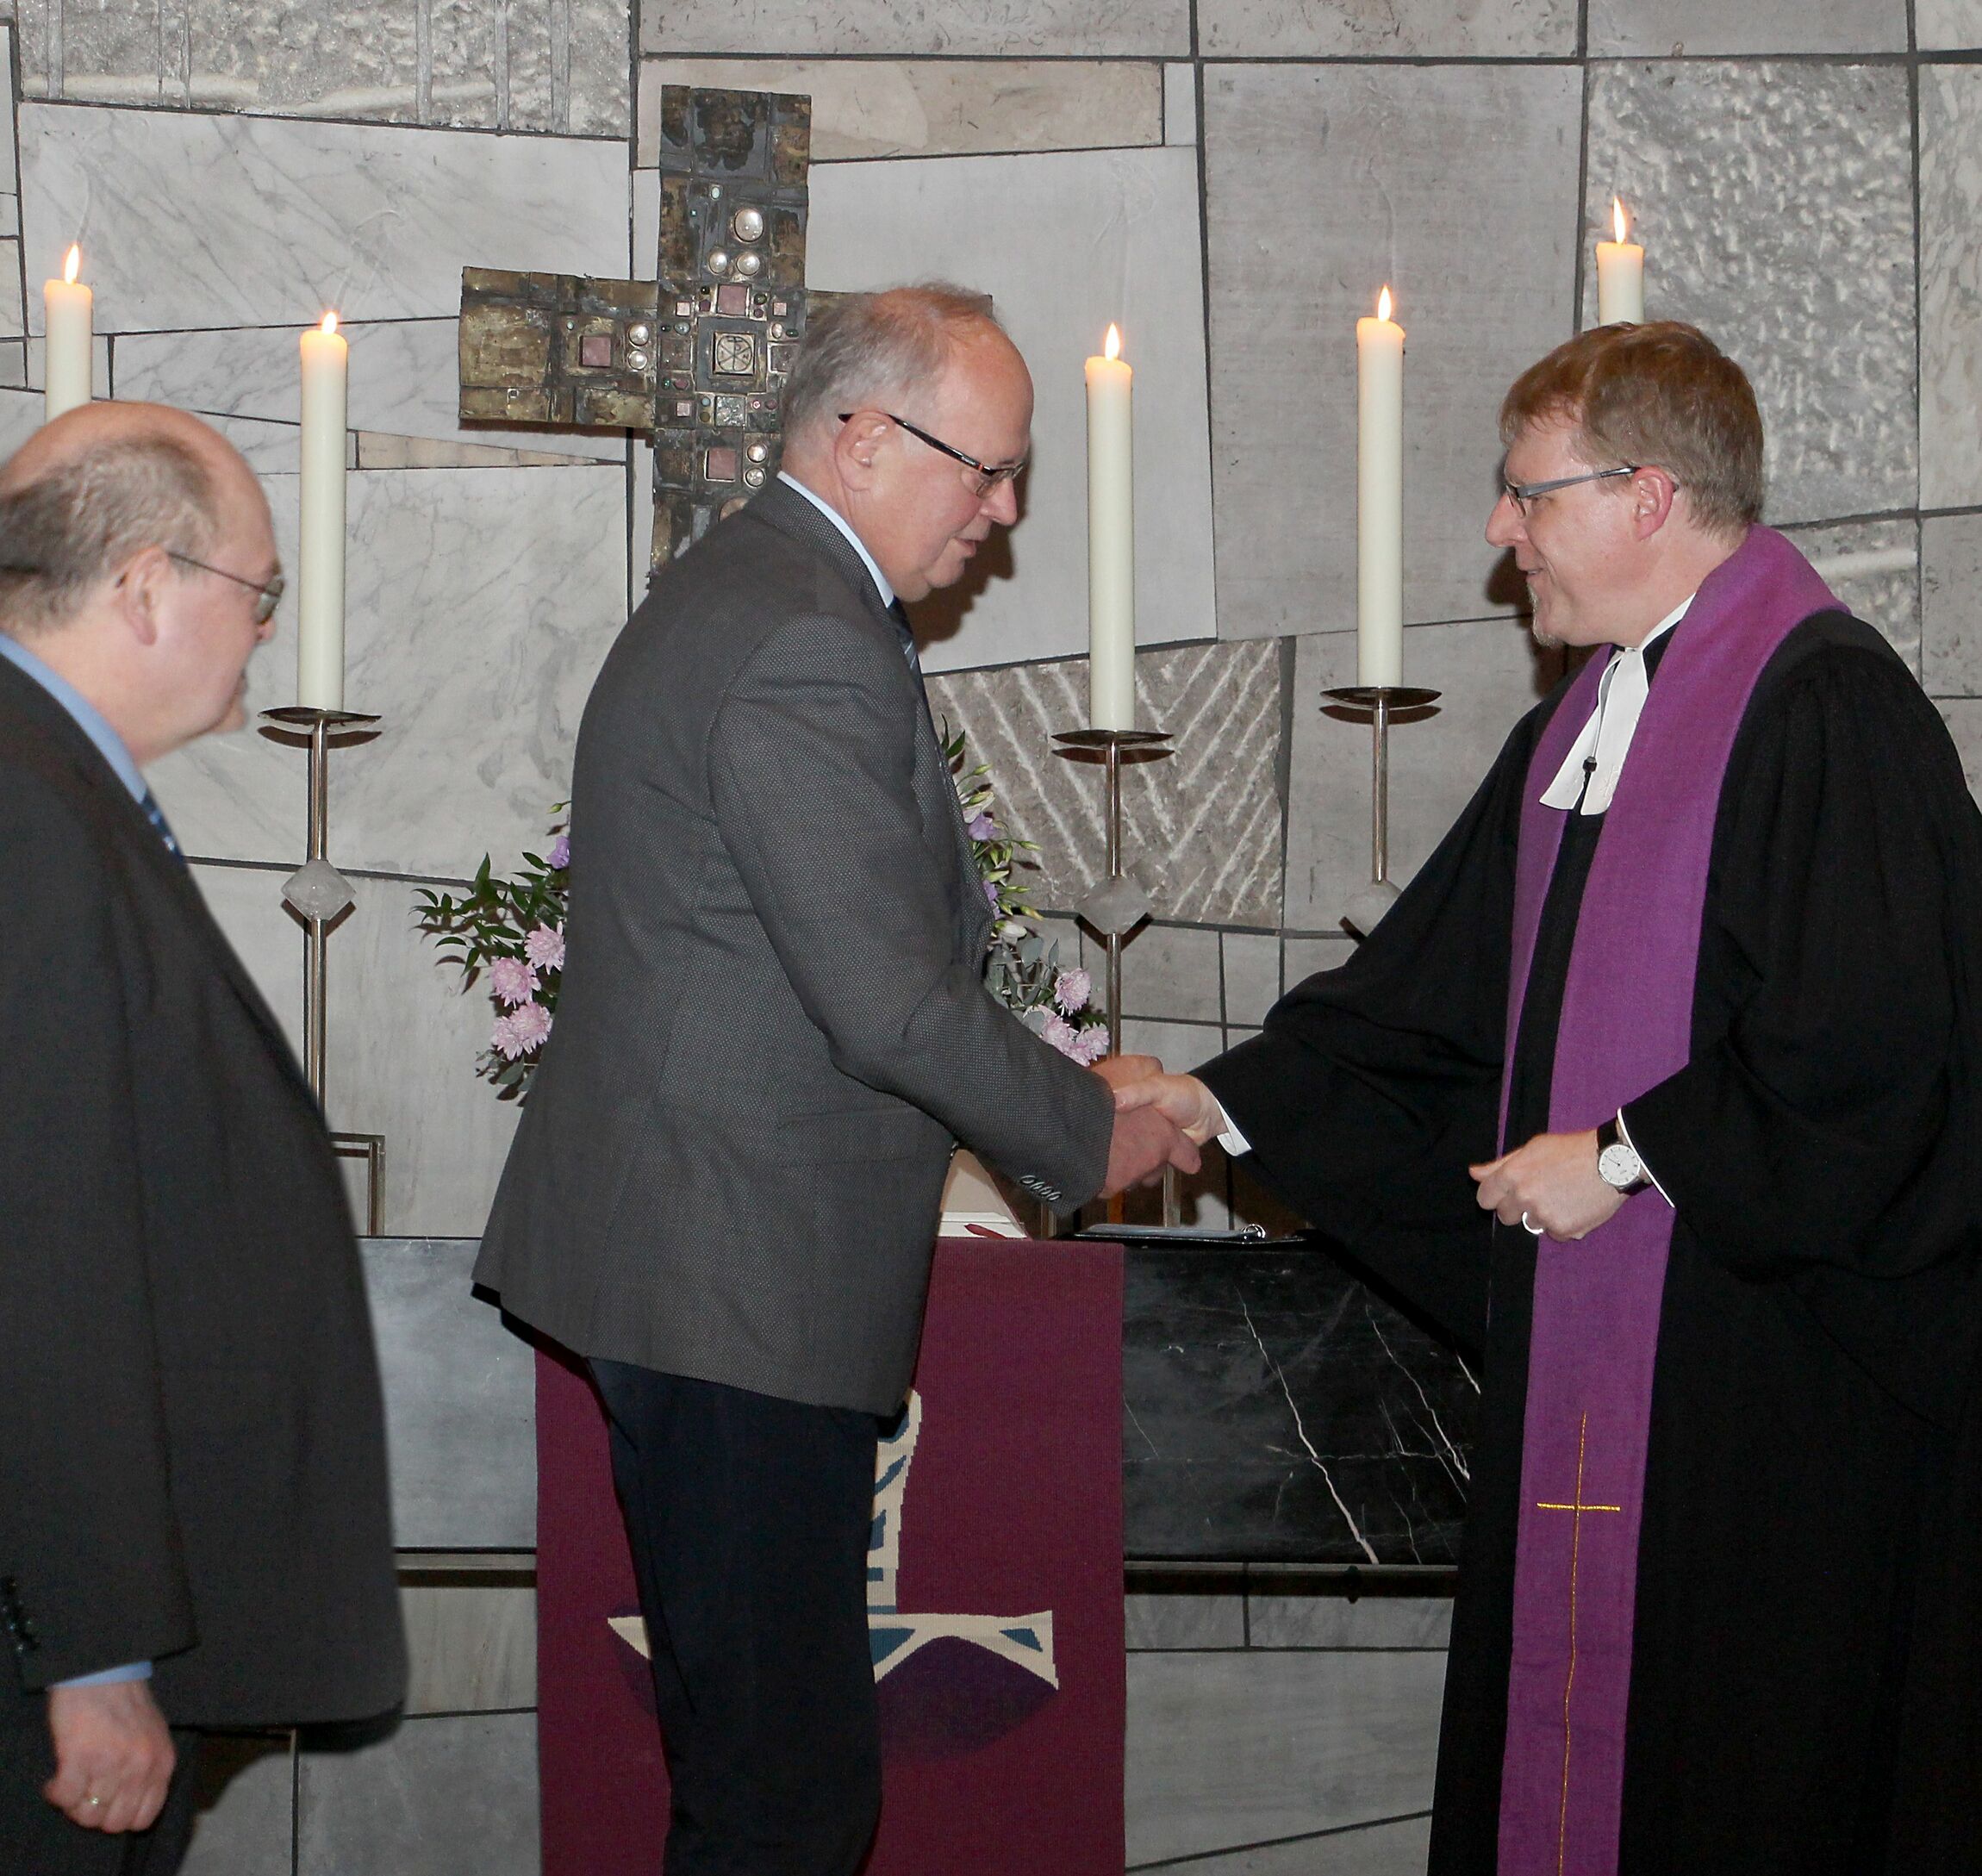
[1494,528,1836,1874]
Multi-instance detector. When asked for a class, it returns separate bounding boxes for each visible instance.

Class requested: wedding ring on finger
[1522,1212,1543,1236]
[84,1795,103,1809]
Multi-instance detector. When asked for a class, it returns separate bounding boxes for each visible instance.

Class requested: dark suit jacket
[475,480,1114,1415]
[0,657,405,1728]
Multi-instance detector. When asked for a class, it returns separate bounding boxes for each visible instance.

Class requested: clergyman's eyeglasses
[839,410,1028,499]
[1499,464,1642,517]
[165,550,285,624]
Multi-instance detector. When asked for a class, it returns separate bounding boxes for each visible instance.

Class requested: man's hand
[1109,1070,1226,1145]
[44,1680,175,1834]
[1468,1129,1624,1241]
[1102,1104,1201,1195]
[1090,1053,1162,1094]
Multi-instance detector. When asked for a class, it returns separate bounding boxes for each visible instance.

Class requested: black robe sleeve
[1200,691,1560,1354]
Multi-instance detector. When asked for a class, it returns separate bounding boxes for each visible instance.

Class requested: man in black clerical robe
[1108,324,1982,1873]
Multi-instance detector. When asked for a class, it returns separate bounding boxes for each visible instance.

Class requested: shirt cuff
[1215,1107,1250,1156]
[1615,1107,1673,1209]
[53,1661,152,1689]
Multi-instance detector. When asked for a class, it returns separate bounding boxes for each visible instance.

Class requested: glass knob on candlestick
[283,857,355,923]
[1078,874,1152,937]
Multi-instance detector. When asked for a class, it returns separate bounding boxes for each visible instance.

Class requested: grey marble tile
[188,862,306,1058]
[0,30,14,195]
[362,1237,536,1549]
[1784,516,1921,676]
[357,431,600,469]
[1919,0,1982,47]
[1117,923,1224,1024]
[1140,1813,1433,1876]
[1585,61,1916,527]
[640,0,1189,56]
[1164,61,1196,146]
[806,146,1215,674]
[0,340,24,389]
[1286,621,1565,931]
[1939,698,1982,803]
[333,881,528,1238]
[1924,513,1982,698]
[1205,64,1581,640]
[298,1711,539,1876]
[1119,1018,1228,1077]
[1201,0,1572,53]
[1589,0,1904,52]
[926,640,1283,928]
[1125,1590,1246,1651]
[0,196,18,239]
[114,320,626,464]
[638,58,1162,165]
[0,239,22,340]
[1284,935,1354,984]
[1125,1649,1445,1867]
[153,464,626,881]
[181,1732,294,1876]
[0,384,42,462]
[1246,1592,1453,1651]
[1222,931,1281,1027]
[18,103,629,332]
[402,1580,538,1714]
[1923,65,1982,510]
[15,0,627,135]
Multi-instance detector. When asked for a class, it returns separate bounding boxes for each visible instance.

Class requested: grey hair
[782,283,1002,444]
[0,433,219,636]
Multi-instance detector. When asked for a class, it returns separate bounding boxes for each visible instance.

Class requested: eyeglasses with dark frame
[1499,464,1643,518]
[165,550,285,624]
[838,410,1029,498]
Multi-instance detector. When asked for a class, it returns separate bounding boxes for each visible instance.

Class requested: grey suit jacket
[475,480,1114,1414]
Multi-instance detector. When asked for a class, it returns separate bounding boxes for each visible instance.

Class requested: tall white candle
[297,312,349,712]
[43,245,93,424]
[1085,323,1135,732]
[1596,197,1645,326]
[1356,287,1404,689]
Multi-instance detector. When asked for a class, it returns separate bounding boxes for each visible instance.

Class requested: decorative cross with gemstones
[458,84,842,570]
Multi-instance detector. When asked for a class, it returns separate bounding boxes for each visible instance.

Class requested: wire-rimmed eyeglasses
[165,550,285,624]
[839,410,1028,498]
[1499,464,1642,517]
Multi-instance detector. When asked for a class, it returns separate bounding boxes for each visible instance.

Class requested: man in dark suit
[0,402,406,1874]
[475,284,1194,1873]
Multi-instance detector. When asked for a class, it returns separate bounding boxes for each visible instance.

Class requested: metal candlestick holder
[1321,684,1441,936]
[1053,726,1176,1225]
[260,704,387,1232]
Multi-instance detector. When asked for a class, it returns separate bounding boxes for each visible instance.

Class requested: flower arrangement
[420,727,1106,1100]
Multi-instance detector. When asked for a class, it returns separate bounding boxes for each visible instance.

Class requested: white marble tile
[0,29,14,196]
[1589,0,1904,52]
[1247,1592,1453,1650]
[1925,513,1982,699]
[0,196,19,239]
[153,464,627,881]
[0,340,24,389]
[0,383,42,461]
[337,885,529,1237]
[114,320,626,463]
[1939,698,1982,805]
[1125,1649,1445,1866]
[1205,64,1582,639]
[1284,934,1355,982]
[1118,922,1224,1024]
[356,431,599,469]
[18,103,629,332]
[181,1733,295,1876]
[1920,0,1982,45]
[1222,931,1281,1027]
[187,862,305,1057]
[0,239,22,340]
[402,1580,538,1715]
[638,58,1162,165]
[1784,516,1921,676]
[1164,62,1197,146]
[806,146,1216,675]
[1125,1590,1246,1650]
[1200,0,1573,53]
[633,165,658,280]
[1923,65,1982,509]
[1144,1814,1433,1876]
[1286,621,1566,930]
[640,0,1189,56]
[1119,1017,1228,1075]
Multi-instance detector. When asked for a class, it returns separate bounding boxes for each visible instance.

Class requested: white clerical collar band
[1540,595,1694,817]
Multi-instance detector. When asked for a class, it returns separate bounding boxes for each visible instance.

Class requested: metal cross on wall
[458,85,841,570]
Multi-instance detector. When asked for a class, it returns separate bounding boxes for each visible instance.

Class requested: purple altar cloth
[1495,528,1836,1874]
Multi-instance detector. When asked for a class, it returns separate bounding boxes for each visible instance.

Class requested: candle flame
[1377,285,1393,323]
[1612,196,1629,245]
[1104,323,1120,362]
[62,244,79,285]
[320,311,339,336]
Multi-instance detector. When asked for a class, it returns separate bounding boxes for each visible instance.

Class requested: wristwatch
[1596,1115,1651,1196]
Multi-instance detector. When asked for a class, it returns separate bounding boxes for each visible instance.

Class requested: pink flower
[548,833,570,869]
[983,879,1001,908]
[525,924,565,971]
[508,1000,552,1052]
[490,956,538,1008]
[1041,1013,1080,1057]
[1069,1025,1109,1066]
[490,1013,523,1061]
[1054,969,1092,1013]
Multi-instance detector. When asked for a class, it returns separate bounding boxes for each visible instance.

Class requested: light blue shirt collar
[777,471,896,610]
[0,629,149,803]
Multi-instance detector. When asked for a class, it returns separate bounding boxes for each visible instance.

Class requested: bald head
[0,402,280,764]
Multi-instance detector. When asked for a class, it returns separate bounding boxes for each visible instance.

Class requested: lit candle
[1356,287,1404,689]
[1596,197,1645,326]
[1085,323,1135,732]
[43,245,93,423]
[297,312,348,712]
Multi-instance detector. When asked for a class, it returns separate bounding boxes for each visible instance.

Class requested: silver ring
[84,1796,103,1809]
[1522,1212,1543,1236]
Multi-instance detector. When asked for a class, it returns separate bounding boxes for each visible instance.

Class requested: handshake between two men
[1089,1053,1215,1198]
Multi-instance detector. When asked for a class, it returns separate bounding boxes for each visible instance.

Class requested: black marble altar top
[1121,1240,1478,1566]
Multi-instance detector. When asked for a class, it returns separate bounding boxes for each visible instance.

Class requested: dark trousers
[0,1686,201,1876]
[590,1360,884,1876]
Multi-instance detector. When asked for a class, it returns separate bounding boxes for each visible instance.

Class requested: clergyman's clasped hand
[1468,1129,1624,1242]
[1092,1054,1204,1196]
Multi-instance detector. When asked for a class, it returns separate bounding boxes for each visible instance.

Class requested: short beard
[1528,616,1562,651]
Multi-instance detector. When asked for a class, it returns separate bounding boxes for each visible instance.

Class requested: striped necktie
[888,599,922,675]
[139,788,187,865]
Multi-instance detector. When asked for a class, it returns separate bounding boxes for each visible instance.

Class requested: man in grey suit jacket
[475,284,1194,1874]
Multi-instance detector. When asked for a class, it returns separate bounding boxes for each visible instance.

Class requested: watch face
[1599,1143,1641,1189]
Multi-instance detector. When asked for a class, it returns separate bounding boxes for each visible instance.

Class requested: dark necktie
[140,788,187,865]
[888,599,922,675]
